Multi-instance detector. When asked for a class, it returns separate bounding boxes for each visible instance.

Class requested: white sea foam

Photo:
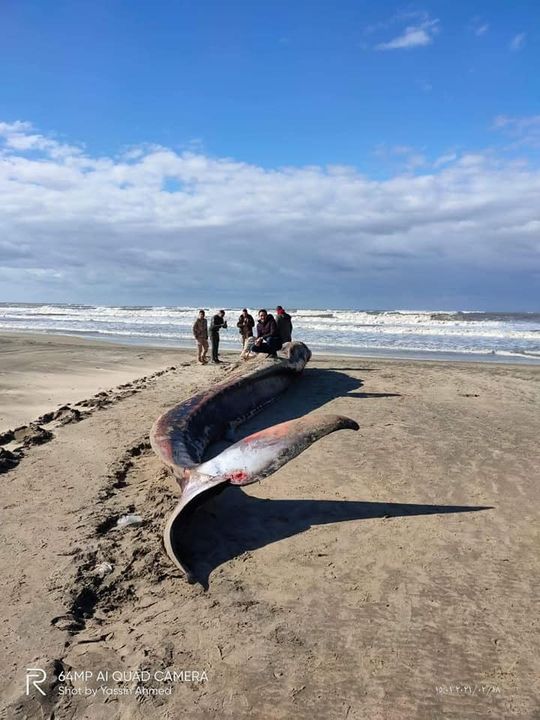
[1,303,539,362]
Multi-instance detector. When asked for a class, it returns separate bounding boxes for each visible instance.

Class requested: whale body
[150,342,359,580]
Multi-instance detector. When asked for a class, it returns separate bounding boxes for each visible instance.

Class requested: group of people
[192,306,293,364]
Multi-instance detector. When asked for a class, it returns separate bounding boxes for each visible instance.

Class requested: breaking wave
[1,303,539,362]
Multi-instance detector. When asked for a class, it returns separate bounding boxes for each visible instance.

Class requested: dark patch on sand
[0,447,22,474]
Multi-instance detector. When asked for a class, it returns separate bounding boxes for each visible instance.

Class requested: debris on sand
[94,561,114,577]
[116,514,144,528]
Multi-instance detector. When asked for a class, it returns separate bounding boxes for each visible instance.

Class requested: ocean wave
[1,303,540,361]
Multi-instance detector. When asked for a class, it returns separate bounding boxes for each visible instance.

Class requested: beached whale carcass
[150,342,359,580]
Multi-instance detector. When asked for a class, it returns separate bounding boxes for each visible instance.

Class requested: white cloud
[374,144,427,171]
[375,18,440,51]
[0,121,83,159]
[510,33,526,51]
[433,152,458,168]
[475,23,489,36]
[493,114,540,148]
[468,18,489,37]
[0,121,539,306]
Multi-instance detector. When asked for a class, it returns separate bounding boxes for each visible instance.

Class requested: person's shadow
[167,367,491,588]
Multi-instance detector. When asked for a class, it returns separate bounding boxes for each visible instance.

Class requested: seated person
[251,309,283,358]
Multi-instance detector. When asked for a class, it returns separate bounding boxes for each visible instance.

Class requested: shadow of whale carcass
[171,488,492,588]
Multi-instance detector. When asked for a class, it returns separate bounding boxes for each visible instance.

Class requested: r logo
[26,668,47,696]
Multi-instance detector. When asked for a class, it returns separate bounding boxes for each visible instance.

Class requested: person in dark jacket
[275,306,293,343]
[236,308,255,342]
[251,309,282,358]
[210,309,227,363]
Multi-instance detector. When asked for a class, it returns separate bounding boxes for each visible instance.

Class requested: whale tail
[163,413,359,577]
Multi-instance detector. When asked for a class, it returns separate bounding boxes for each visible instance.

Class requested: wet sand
[1,333,538,719]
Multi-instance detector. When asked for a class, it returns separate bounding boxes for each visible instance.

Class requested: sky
[0,0,539,310]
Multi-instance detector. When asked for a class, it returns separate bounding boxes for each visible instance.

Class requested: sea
[1,303,540,364]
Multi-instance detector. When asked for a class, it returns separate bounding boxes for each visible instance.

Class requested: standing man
[237,308,255,343]
[210,309,227,363]
[275,306,293,344]
[192,309,209,364]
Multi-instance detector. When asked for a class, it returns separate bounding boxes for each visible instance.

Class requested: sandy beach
[1,332,539,720]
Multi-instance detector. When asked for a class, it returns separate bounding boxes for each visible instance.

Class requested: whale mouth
[150,343,359,581]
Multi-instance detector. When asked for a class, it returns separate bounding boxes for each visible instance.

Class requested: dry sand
[0,333,538,719]
[0,333,184,431]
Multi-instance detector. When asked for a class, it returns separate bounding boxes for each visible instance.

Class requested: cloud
[493,114,540,148]
[468,18,489,37]
[375,18,440,51]
[0,121,539,307]
[433,152,458,168]
[374,144,427,171]
[509,33,526,51]
[0,121,83,159]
